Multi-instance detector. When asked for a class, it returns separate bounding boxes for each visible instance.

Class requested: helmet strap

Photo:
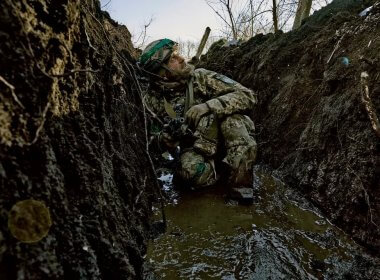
[161,64,175,75]
[138,65,166,81]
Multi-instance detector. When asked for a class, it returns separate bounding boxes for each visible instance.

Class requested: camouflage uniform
[146,68,257,188]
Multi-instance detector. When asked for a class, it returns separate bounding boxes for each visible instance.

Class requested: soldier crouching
[139,38,257,189]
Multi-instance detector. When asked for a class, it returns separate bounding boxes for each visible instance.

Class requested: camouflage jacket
[145,68,257,121]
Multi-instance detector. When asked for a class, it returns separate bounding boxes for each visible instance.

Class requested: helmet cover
[139,38,177,73]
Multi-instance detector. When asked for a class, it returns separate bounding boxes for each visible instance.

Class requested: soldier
[140,38,257,188]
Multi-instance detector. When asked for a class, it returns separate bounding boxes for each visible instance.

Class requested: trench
[147,166,380,279]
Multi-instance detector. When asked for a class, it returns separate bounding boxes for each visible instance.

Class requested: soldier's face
[165,53,193,81]
[167,53,186,71]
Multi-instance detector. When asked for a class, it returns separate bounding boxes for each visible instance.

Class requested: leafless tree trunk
[249,0,254,37]
[226,0,238,39]
[292,0,313,30]
[272,0,278,33]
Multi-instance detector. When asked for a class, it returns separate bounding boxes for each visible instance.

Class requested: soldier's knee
[176,151,217,187]
[221,114,255,147]
[221,114,245,133]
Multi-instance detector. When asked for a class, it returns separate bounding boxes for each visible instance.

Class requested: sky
[100,0,221,46]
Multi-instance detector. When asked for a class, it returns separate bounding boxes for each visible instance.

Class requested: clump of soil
[0,0,157,278]
[200,0,380,252]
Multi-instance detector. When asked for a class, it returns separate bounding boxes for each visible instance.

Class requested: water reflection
[148,167,380,279]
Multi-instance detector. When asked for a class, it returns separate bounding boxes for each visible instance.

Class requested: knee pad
[177,151,217,187]
[221,114,255,148]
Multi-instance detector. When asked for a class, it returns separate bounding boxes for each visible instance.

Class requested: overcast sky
[100,0,221,45]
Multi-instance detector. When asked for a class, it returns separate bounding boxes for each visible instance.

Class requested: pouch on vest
[193,114,218,157]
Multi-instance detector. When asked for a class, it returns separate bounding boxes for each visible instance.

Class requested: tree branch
[0,75,25,109]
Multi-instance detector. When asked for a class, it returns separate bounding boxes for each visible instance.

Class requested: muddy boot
[229,187,255,205]
[227,168,260,205]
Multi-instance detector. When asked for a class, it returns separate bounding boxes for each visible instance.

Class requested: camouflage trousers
[176,114,257,188]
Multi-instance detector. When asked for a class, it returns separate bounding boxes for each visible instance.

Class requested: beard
[166,63,194,82]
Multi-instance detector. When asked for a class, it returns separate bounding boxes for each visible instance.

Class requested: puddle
[147,167,380,279]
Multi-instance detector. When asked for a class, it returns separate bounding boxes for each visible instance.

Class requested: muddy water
[147,167,380,279]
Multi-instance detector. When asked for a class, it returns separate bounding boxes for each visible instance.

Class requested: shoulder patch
[213,73,236,85]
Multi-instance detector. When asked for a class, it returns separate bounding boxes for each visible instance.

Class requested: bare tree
[292,0,313,30]
[177,39,197,59]
[101,0,111,10]
[133,16,154,49]
[205,0,272,40]
[205,0,238,39]
[205,0,331,38]
[272,0,279,32]
[311,0,332,12]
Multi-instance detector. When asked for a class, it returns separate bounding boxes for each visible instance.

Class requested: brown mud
[200,0,380,253]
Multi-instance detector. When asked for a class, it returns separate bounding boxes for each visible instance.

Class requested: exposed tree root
[0,75,25,109]
[25,102,50,146]
[360,71,380,138]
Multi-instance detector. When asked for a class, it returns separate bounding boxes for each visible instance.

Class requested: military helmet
[139,38,177,73]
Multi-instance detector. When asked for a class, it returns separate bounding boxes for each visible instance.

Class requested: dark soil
[200,0,380,253]
[0,0,158,279]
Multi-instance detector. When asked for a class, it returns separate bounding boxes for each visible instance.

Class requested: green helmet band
[140,38,177,73]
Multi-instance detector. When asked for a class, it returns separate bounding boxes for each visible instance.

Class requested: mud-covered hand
[185,103,210,128]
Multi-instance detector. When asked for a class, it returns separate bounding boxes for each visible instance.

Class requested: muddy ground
[0,0,158,279]
[200,0,380,253]
[148,166,380,279]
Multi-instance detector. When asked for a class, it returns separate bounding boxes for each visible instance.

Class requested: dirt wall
[0,0,156,278]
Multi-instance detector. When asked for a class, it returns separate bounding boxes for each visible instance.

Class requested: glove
[185,103,210,128]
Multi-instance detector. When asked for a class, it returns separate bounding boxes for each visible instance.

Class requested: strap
[184,76,194,114]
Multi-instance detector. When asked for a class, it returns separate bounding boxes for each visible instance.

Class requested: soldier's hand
[186,103,209,128]
[159,131,179,151]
